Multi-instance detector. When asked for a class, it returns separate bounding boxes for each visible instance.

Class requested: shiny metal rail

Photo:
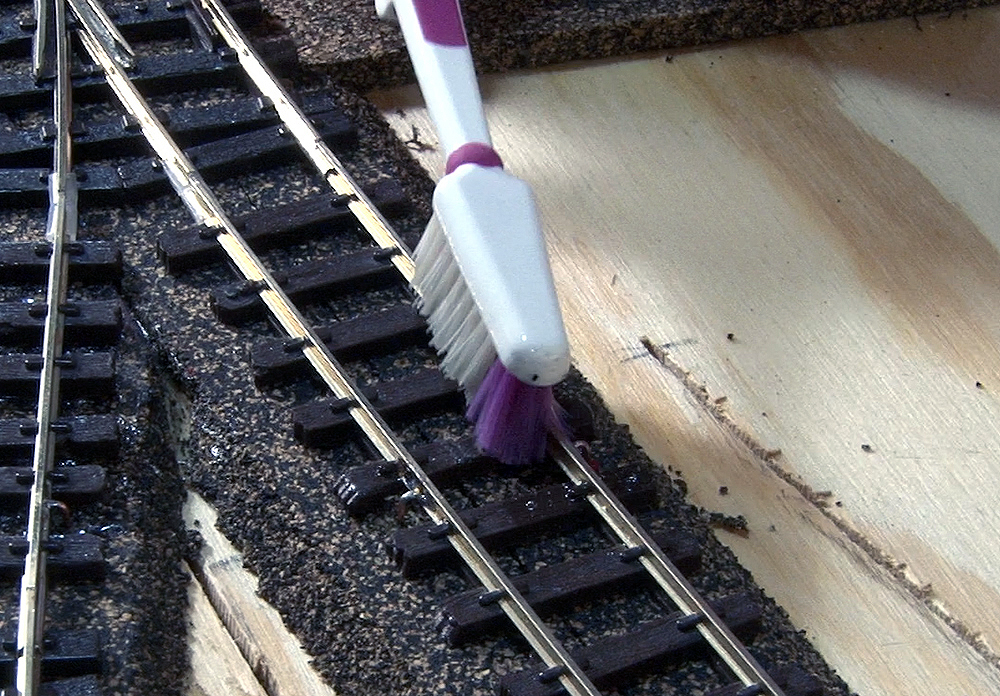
[194,0,416,281]
[550,434,787,695]
[69,7,600,696]
[17,0,79,693]
[31,0,52,80]
[190,3,790,693]
[73,2,787,693]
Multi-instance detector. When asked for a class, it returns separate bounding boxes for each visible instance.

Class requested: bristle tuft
[413,214,497,391]
[467,359,563,466]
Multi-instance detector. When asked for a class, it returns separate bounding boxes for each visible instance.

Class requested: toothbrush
[377,0,571,465]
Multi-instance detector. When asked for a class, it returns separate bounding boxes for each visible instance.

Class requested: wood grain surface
[370,7,1000,695]
[184,493,338,696]
[185,563,269,696]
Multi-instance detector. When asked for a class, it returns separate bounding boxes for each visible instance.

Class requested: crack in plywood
[640,335,1000,672]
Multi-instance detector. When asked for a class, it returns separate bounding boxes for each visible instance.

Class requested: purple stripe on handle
[445,142,503,174]
[413,0,468,47]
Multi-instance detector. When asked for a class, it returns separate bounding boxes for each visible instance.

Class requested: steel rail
[550,434,787,696]
[31,0,52,81]
[194,0,416,282]
[193,4,788,691]
[75,0,136,68]
[17,0,79,693]
[133,2,790,693]
[69,8,602,696]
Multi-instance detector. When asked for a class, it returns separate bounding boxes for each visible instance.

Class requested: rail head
[66,4,793,694]
[69,7,601,694]
[550,433,788,696]
[17,0,80,694]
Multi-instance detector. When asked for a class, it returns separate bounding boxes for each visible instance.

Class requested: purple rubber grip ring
[445,143,503,174]
[413,0,467,47]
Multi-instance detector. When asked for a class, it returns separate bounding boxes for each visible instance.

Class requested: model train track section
[0,0,851,693]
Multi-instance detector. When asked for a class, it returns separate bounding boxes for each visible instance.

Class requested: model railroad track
[3,1,827,694]
[0,1,119,694]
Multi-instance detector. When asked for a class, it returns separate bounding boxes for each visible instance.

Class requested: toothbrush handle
[378,0,492,157]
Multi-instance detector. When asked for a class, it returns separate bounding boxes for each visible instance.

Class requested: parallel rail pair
[17,2,789,695]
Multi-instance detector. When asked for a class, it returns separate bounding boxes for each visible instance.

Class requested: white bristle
[432,291,476,349]
[412,220,453,304]
[384,0,570,465]
[441,318,491,386]
[453,324,496,387]
[413,214,497,393]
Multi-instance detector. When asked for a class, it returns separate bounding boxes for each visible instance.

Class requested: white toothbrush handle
[433,163,571,386]
[377,0,491,156]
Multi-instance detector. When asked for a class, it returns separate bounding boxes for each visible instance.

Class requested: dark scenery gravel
[4,0,994,694]
[267,0,999,89]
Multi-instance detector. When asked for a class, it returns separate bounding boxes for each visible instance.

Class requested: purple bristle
[466,358,564,466]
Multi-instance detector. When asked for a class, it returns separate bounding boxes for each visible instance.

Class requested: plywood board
[184,492,338,696]
[370,7,1000,694]
[185,563,269,696]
